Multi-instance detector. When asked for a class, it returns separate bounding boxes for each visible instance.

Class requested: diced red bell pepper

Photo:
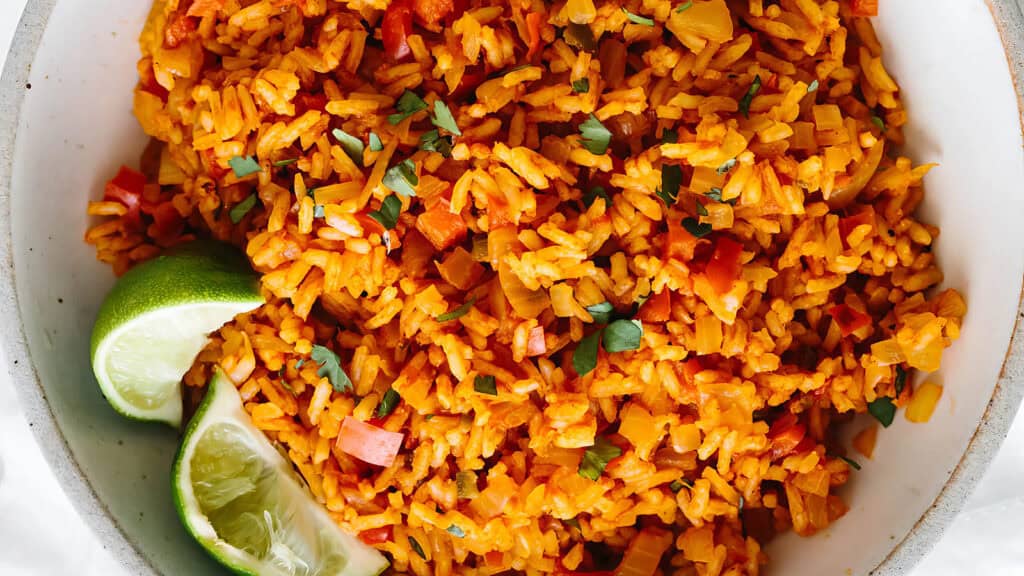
[850,0,879,17]
[526,325,546,356]
[382,0,414,62]
[828,304,872,336]
[164,10,196,49]
[413,0,456,27]
[663,220,698,262]
[147,201,185,242]
[415,203,468,252]
[294,92,328,115]
[705,236,744,295]
[526,12,544,60]
[336,417,404,467]
[638,289,671,323]
[104,166,146,229]
[485,551,505,567]
[768,413,807,460]
[186,0,224,17]
[450,64,487,99]
[838,209,874,247]
[358,525,394,545]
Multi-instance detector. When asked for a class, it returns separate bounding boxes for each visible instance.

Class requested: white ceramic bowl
[2,1,1023,575]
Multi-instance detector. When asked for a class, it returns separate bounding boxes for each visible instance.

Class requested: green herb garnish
[572,78,590,94]
[676,1,693,12]
[382,159,418,197]
[310,345,353,393]
[582,185,611,207]
[376,388,400,418]
[622,7,654,26]
[273,158,298,167]
[807,79,819,93]
[436,296,477,322]
[868,396,896,427]
[895,365,908,396]
[431,100,462,135]
[603,319,643,353]
[387,90,428,125]
[579,114,612,155]
[695,198,708,217]
[871,115,887,132]
[331,128,365,166]
[658,164,682,206]
[669,478,693,493]
[716,158,737,175]
[739,75,762,118]
[313,204,325,219]
[419,129,453,157]
[662,128,678,144]
[228,155,261,178]
[368,132,384,152]
[573,330,602,376]
[229,194,258,224]
[586,301,615,324]
[836,454,862,471]
[474,374,498,396]
[446,525,466,538]
[456,470,478,499]
[408,536,427,560]
[578,436,622,481]
[368,194,402,230]
[682,217,712,238]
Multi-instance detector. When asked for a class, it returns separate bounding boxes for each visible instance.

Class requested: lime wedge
[173,371,389,576]
[90,241,264,427]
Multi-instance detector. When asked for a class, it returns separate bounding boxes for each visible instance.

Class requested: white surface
[0,2,1022,576]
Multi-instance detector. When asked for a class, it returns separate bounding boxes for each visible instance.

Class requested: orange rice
[85,0,966,574]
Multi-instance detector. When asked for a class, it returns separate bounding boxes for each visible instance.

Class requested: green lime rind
[89,241,263,426]
[173,371,390,576]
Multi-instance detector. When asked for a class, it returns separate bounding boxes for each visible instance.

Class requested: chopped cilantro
[716,158,737,175]
[572,78,590,94]
[474,374,497,396]
[387,90,428,125]
[368,132,384,152]
[228,155,261,178]
[331,128,364,166]
[676,1,693,12]
[382,159,418,197]
[622,7,654,26]
[273,158,298,167]
[586,301,615,324]
[871,115,887,132]
[376,388,400,418]
[229,194,258,224]
[579,114,612,155]
[578,436,622,481]
[310,345,353,393]
[368,194,402,229]
[436,296,477,322]
[659,164,682,206]
[446,525,466,538]
[895,365,908,396]
[408,536,426,560]
[573,330,602,376]
[807,79,819,93]
[739,75,762,118]
[431,100,462,135]
[419,129,453,157]
[868,396,896,427]
[682,217,712,238]
[603,319,643,353]
[582,185,611,207]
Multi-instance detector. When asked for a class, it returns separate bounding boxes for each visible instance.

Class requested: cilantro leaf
[871,115,887,132]
[474,374,497,396]
[331,128,365,167]
[387,90,428,125]
[681,217,712,238]
[229,194,258,224]
[669,478,693,492]
[572,78,590,94]
[376,388,401,418]
[368,194,402,229]
[739,75,762,118]
[408,536,426,560]
[436,296,477,322]
[622,7,654,26]
[431,100,462,135]
[419,129,453,157]
[659,164,682,206]
[273,158,298,167]
[676,1,693,12]
[895,365,908,396]
[573,330,602,376]
[382,159,418,197]
[868,396,896,427]
[696,198,708,216]
[582,185,611,208]
[446,525,466,538]
[313,204,325,219]
[579,114,612,155]
[807,79,819,93]
[586,301,615,324]
[705,188,724,202]
[836,454,862,471]
[662,128,678,144]
[228,155,261,178]
[716,158,737,175]
[368,132,384,152]
[310,345,353,393]
[602,319,642,353]
[578,436,622,481]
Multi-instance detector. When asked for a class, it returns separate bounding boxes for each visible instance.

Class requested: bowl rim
[1,2,1022,575]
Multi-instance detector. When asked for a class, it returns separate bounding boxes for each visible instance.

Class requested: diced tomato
[294,92,328,115]
[164,10,196,49]
[415,203,468,252]
[828,304,872,336]
[450,64,487,99]
[663,220,698,261]
[681,358,702,385]
[186,0,224,17]
[838,208,874,248]
[381,0,414,62]
[526,325,546,356]
[104,166,146,229]
[850,0,879,17]
[413,0,456,27]
[485,551,505,567]
[526,12,544,60]
[358,525,394,545]
[768,413,807,460]
[638,289,671,323]
[704,236,744,294]
[147,201,185,242]
[336,417,404,467]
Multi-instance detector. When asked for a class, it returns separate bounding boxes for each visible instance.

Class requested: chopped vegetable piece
[526,325,546,356]
[419,129,453,157]
[579,114,612,155]
[871,115,887,132]
[564,21,597,52]
[474,374,497,396]
[658,164,682,206]
[228,155,261,178]
[358,526,394,545]
[415,202,468,251]
[572,78,590,93]
[310,344,353,393]
[368,132,384,151]
[868,397,896,427]
[436,296,477,322]
[331,128,364,166]
[336,417,404,467]
[382,0,414,61]
[617,527,673,576]
[382,159,419,196]
[603,319,642,352]
[229,194,258,224]
[853,423,878,458]
[622,7,654,26]
[294,359,305,369]
[835,454,862,471]
[272,158,298,167]
[446,525,466,538]
[387,90,428,125]
[368,194,402,229]
[578,436,622,481]
[705,236,743,294]
[738,75,762,118]
[376,388,400,418]
[695,198,708,216]
[906,381,943,423]
[456,470,479,499]
[828,303,872,336]
[638,289,671,323]
[582,185,611,207]
[676,1,693,12]
[668,479,691,493]
[313,204,325,219]
[586,301,615,324]
[716,158,736,175]
[103,165,146,228]
[681,217,712,238]
[431,100,461,135]
[664,220,699,261]
[573,330,602,376]
[895,365,908,396]
[408,536,426,560]
[838,209,875,244]
[768,413,807,459]
[807,79,819,93]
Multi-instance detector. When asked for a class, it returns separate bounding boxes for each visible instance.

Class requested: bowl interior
[6,1,1024,575]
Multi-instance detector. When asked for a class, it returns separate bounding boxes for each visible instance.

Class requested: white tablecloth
[1,2,1022,575]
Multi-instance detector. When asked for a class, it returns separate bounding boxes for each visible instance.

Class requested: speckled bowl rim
[1,2,1022,575]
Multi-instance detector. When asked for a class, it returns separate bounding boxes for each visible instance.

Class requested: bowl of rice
[2,0,1024,575]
